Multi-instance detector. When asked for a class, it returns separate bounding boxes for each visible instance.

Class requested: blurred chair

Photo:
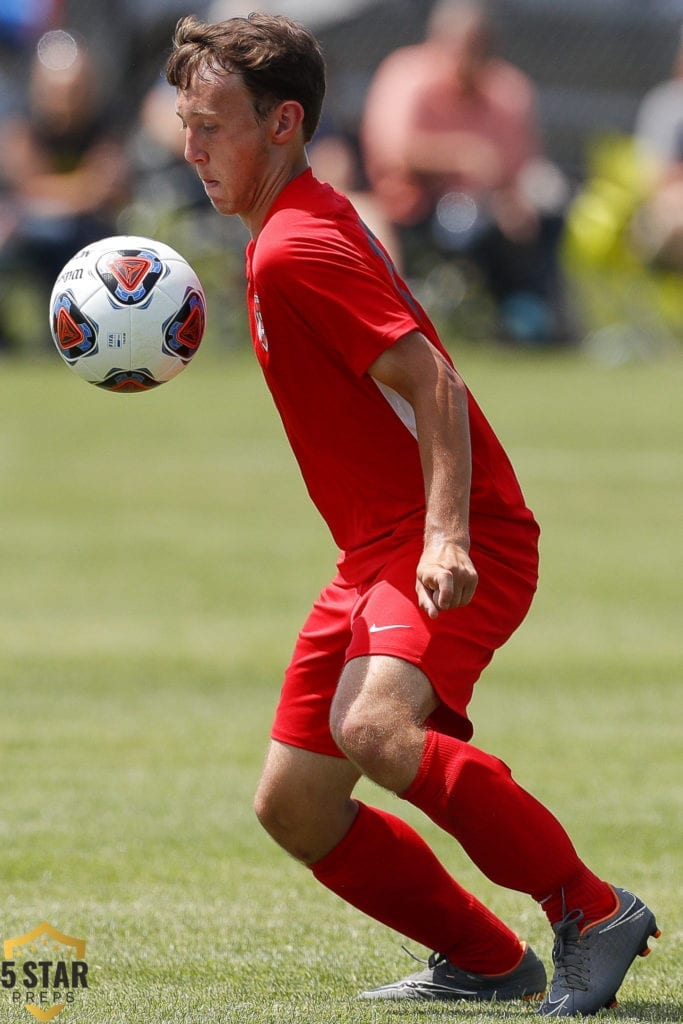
[631,32,683,275]
[563,137,683,362]
[563,30,683,362]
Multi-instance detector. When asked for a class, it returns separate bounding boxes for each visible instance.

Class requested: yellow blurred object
[562,134,683,353]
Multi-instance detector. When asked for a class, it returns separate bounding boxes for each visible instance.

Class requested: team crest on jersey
[253,292,268,352]
[96,248,164,305]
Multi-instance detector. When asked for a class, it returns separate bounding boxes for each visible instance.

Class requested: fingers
[416,565,478,619]
[416,579,443,620]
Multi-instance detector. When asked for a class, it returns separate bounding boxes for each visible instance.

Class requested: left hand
[416,540,478,619]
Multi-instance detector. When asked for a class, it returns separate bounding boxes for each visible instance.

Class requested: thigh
[345,539,537,742]
[331,654,439,738]
[259,738,361,808]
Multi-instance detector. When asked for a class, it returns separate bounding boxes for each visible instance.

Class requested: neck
[243,152,310,239]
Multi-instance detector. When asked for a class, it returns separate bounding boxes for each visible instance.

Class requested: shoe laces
[401,946,448,971]
[552,909,590,991]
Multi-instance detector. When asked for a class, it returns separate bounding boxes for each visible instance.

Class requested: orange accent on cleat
[640,927,663,956]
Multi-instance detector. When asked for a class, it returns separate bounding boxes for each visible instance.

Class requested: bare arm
[405,128,503,189]
[367,331,478,618]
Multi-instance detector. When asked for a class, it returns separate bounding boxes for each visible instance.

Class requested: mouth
[198,172,219,190]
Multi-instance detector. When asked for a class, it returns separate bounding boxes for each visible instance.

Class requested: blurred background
[2,0,683,360]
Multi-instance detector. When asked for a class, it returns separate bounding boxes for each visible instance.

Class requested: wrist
[423,525,471,552]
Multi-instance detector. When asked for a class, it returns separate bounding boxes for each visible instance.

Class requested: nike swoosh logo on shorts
[368,624,413,633]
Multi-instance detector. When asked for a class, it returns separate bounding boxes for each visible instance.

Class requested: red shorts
[271,534,538,757]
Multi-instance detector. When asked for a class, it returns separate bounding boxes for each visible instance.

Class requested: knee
[255,777,360,865]
[329,704,375,766]
[329,703,407,790]
[253,777,296,844]
[252,776,331,864]
[253,779,308,862]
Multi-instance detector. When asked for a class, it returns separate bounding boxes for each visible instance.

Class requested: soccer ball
[49,235,207,392]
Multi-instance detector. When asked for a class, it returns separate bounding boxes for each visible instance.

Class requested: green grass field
[0,341,680,1023]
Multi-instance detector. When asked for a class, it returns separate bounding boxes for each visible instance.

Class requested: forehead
[175,68,251,119]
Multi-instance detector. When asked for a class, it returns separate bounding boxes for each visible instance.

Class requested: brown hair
[166,13,326,142]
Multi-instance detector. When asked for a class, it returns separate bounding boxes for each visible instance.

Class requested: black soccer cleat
[360,941,546,1002]
[538,885,660,1017]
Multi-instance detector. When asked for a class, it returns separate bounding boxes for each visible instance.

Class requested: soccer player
[166,14,659,1016]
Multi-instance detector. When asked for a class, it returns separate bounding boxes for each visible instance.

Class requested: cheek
[234,141,267,175]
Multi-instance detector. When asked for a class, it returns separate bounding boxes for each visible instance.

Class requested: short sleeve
[253,213,421,377]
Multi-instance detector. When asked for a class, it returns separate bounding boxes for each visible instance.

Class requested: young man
[166,14,659,1016]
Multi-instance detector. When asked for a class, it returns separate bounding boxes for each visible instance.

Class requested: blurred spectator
[126,80,208,228]
[308,133,403,269]
[632,30,683,271]
[0,0,60,87]
[0,29,129,349]
[122,76,251,350]
[360,0,572,345]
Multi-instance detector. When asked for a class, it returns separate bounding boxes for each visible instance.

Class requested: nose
[184,127,205,166]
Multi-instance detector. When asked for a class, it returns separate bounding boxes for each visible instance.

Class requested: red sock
[402,730,614,926]
[311,801,523,973]
[538,873,618,927]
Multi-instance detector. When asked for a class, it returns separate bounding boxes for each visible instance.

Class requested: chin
[210,195,239,216]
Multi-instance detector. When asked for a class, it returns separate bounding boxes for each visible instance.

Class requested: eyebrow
[175,105,218,120]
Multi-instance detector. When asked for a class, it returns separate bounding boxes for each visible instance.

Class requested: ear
[271,100,305,144]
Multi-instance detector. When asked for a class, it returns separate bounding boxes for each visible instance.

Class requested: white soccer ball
[49,235,207,392]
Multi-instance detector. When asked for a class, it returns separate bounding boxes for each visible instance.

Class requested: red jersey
[246,170,538,580]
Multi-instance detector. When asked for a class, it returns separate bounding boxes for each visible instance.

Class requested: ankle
[540,871,616,927]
